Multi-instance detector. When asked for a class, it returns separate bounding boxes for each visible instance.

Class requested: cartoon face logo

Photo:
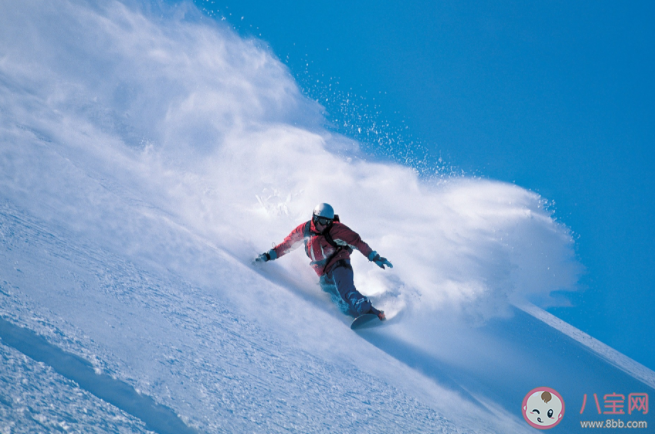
[522,387,565,429]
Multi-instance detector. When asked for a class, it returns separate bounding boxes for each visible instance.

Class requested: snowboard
[350,313,382,330]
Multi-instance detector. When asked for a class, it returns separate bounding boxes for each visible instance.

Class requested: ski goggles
[314,216,333,226]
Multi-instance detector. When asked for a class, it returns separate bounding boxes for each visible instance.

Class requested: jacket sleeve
[329,223,374,259]
[272,222,307,258]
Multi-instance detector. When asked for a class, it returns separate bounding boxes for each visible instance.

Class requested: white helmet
[313,203,335,220]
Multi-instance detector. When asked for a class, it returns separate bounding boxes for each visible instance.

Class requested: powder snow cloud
[0,0,581,322]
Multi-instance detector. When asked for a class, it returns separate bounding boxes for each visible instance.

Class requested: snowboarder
[255,203,392,321]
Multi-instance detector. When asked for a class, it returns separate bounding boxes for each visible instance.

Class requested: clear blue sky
[192,0,655,369]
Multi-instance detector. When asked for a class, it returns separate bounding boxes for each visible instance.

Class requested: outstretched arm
[254,222,307,263]
[330,224,393,269]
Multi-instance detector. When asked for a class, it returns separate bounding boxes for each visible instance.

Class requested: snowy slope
[1,1,653,433]
[0,341,150,434]
[0,203,484,433]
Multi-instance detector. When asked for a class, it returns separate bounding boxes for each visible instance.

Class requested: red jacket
[273,220,374,276]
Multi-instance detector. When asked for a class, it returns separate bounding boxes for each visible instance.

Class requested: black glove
[255,249,277,263]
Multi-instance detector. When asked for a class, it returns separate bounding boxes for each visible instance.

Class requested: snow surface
[0,342,149,434]
[0,1,653,433]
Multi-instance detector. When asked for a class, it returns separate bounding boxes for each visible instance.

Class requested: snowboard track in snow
[0,317,197,434]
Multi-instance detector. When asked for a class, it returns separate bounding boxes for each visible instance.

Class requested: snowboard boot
[369,306,386,321]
